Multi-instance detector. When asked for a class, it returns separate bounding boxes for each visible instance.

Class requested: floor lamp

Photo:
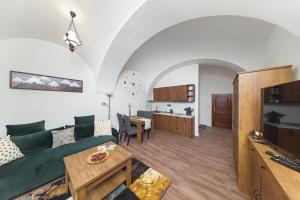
[102,93,113,120]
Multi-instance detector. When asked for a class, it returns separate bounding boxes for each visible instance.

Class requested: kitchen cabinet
[249,137,294,200]
[152,84,195,102]
[153,113,194,138]
[250,148,287,200]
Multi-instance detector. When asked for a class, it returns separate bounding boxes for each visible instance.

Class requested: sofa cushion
[94,120,112,136]
[74,115,95,125]
[0,135,117,200]
[52,128,75,148]
[6,120,45,136]
[74,123,94,141]
[0,136,24,166]
[11,130,52,155]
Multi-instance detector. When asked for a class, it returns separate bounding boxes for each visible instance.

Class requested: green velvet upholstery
[47,126,65,132]
[11,130,53,155]
[112,128,119,142]
[74,123,94,141]
[74,115,95,125]
[6,120,45,136]
[0,134,118,200]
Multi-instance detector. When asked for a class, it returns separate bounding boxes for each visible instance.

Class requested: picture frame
[9,71,83,93]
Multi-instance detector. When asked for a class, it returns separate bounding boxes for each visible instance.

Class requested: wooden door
[260,166,275,200]
[233,81,239,172]
[251,149,261,200]
[212,94,232,129]
[153,114,160,129]
[178,85,188,101]
[169,86,178,101]
[153,88,159,101]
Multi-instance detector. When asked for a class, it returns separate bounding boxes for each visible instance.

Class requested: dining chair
[117,113,126,142]
[123,115,137,146]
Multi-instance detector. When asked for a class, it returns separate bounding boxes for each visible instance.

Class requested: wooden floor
[120,127,249,200]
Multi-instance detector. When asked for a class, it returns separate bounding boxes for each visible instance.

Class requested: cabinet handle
[260,166,266,170]
[250,148,254,152]
[254,189,261,200]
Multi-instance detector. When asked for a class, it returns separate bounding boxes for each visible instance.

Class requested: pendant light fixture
[63,11,82,52]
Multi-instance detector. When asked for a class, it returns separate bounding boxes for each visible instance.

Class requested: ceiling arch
[123,15,283,92]
[98,0,300,92]
[146,58,244,99]
[0,0,144,76]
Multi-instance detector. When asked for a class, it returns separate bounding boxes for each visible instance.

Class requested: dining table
[129,116,154,145]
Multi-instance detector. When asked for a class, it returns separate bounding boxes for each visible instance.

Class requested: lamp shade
[63,30,81,47]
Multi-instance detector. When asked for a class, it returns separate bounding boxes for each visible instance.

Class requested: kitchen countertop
[153,111,194,118]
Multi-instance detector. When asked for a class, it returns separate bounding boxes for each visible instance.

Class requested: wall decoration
[123,71,142,96]
[10,71,83,93]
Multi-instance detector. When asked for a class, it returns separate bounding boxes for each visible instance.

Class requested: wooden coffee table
[64,141,133,200]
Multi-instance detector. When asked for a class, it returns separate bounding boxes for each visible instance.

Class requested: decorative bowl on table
[86,150,110,164]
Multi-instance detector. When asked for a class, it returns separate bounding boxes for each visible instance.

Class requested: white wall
[151,64,199,136]
[198,65,236,127]
[0,39,107,137]
[264,27,300,79]
[111,70,147,130]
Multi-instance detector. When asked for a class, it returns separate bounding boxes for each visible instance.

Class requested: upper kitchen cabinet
[263,80,300,104]
[153,84,195,102]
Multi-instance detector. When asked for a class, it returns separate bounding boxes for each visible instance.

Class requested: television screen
[262,80,300,160]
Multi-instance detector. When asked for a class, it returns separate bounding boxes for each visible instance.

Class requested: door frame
[212,93,232,129]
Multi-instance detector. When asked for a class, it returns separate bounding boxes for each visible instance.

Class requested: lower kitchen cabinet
[250,141,288,200]
[153,114,194,138]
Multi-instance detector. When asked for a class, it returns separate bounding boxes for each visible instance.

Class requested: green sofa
[0,124,119,200]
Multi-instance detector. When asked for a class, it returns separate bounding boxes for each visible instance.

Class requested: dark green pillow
[65,125,75,129]
[74,123,94,141]
[11,130,52,155]
[47,126,65,132]
[6,120,45,136]
[74,115,95,125]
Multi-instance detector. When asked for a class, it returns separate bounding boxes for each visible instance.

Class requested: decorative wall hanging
[10,71,83,93]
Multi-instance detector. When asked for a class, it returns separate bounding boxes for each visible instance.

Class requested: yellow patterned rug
[129,168,172,200]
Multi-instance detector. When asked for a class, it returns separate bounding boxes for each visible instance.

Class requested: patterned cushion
[94,120,112,136]
[0,135,24,166]
[51,128,75,148]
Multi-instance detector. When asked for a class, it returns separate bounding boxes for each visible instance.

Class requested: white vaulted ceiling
[98,0,300,92]
[0,0,144,75]
[2,0,300,92]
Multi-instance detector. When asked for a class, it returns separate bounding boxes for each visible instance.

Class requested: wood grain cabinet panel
[280,82,300,103]
[153,114,194,138]
[153,84,194,102]
[249,139,293,200]
[233,65,292,194]
[251,147,287,200]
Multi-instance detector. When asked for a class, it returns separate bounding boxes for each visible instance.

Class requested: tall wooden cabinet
[233,65,292,195]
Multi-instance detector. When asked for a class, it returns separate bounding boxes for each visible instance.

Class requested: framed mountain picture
[10,71,83,93]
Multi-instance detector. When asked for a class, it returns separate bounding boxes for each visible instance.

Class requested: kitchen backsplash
[150,102,195,115]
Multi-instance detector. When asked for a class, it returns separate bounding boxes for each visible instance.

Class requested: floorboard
[120,127,249,200]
